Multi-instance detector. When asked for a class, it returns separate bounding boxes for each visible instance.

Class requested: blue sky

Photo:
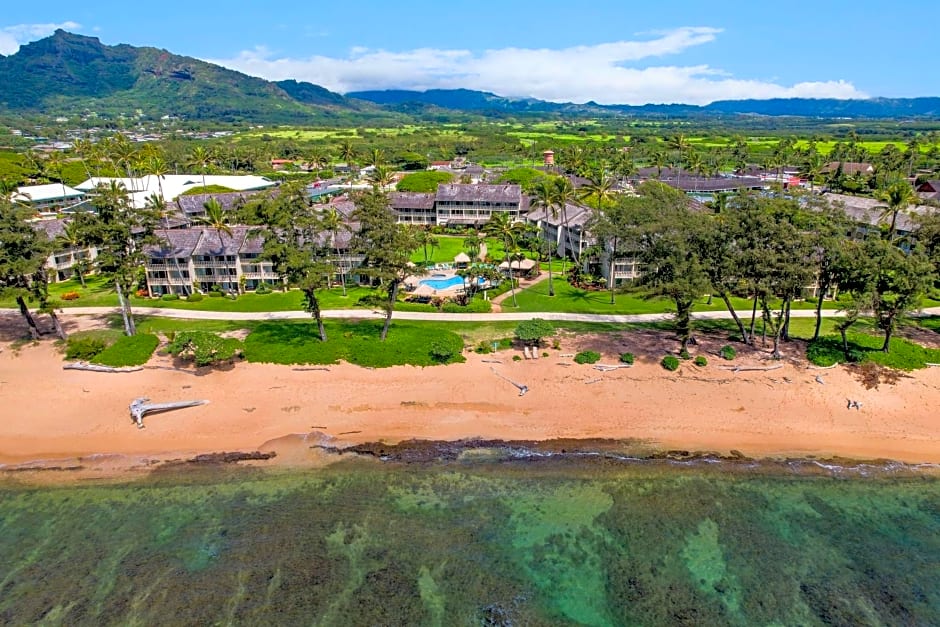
[0,1,936,104]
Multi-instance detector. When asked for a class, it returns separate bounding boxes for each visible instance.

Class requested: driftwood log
[593,364,632,372]
[64,361,143,373]
[720,364,784,373]
[489,367,529,397]
[129,397,209,428]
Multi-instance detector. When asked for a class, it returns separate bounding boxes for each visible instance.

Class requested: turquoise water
[1,455,938,625]
[419,275,484,290]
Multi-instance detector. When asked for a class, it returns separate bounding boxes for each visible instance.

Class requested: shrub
[65,336,107,360]
[208,290,224,298]
[661,355,680,371]
[512,355,522,362]
[619,352,635,365]
[161,293,180,301]
[679,349,691,360]
[515,318,555,346]
[552,339,561,350]
[719,345,737,361]
[167,331,243,367]
[694,355,708,367]
[429,339,459,363]
[542,352,549,358]
[186,293,204,302]
[93,334,160,367]
[255,284,273,295]
[574,350,601,364]
[61,291,81,301]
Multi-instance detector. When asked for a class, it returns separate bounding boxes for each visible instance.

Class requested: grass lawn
[807,331,940,370]
[507,278,854,315]
[243,320,465,368]
[410,235,529,266]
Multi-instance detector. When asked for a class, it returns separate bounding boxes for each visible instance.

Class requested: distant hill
[3,31,939,123]
[347,88,567,114]
[349,89,940,119]
[0,30,361,123]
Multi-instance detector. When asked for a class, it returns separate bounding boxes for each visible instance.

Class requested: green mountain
[0,30,361,124]
[349,88,940,120]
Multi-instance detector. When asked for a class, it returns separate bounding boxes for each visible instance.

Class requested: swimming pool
[418,275,486,290]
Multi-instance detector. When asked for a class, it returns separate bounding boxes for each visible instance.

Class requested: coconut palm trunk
[15,295,41,340]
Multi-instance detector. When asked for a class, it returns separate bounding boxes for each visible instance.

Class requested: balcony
[192,260,237,269]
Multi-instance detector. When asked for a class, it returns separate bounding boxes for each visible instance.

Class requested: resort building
[75,174,277,209]
[389,192,437,225]
[388,184,527,226]
[30,218,98,283]
[12,183,89,215]
[143,220,365,297]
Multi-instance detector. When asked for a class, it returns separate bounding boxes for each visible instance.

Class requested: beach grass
[243,320,466,367]
[85,333,160,367]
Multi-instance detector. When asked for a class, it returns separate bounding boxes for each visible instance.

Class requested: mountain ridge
[2,31,939,122]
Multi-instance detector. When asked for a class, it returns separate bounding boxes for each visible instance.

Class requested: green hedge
[93,334,160,367]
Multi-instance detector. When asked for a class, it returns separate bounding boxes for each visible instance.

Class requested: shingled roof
[436,184,522,204]
[175,191,257,216]
[145,229,204,258]
[30,218,68,240]
[193,226,250,256]
[389,192,435,209]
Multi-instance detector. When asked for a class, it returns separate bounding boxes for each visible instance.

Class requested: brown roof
[388,192,435,210]
[145,229,204,258]
[192,226,249,256]
[175,191,259,215]
[30,218,67,239]
[820,162,874,176]
[436,184,522,204]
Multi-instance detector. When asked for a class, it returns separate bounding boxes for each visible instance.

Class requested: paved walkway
[15,305,940,324]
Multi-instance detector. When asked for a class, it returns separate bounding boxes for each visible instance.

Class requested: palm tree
[650,150,668,179]
[307,148,329,178]
[338,140,357,182]
[484,212,522,308]
[188,146,213,191]
[463,230,485,261]
[367,164,395,190]
[667,133,691,186]
[319,206,350,295]
[801,153,824,192]
[146,193,187,295]
[530,179,558,296]
[553,176,578,271]
[196,198,233,249]
[876,179,917,241]
[55,220,89,287]
[366,147,384,167]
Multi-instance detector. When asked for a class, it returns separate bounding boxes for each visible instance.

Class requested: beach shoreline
[2,322,939,482]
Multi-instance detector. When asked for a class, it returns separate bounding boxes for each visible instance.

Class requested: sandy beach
[1,317,939,474]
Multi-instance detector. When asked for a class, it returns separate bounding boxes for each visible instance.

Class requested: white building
[13,183,88,215]
[75,174,277,209]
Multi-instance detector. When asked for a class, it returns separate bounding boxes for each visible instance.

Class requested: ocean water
[0,453,938,626]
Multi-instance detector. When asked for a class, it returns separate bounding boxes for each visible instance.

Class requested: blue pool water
[419,275,484,290]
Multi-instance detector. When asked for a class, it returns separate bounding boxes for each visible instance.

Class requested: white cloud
[209,27,867,105]
[0,21,81,55]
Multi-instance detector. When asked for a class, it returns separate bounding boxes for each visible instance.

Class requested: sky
[0,1,936,105]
